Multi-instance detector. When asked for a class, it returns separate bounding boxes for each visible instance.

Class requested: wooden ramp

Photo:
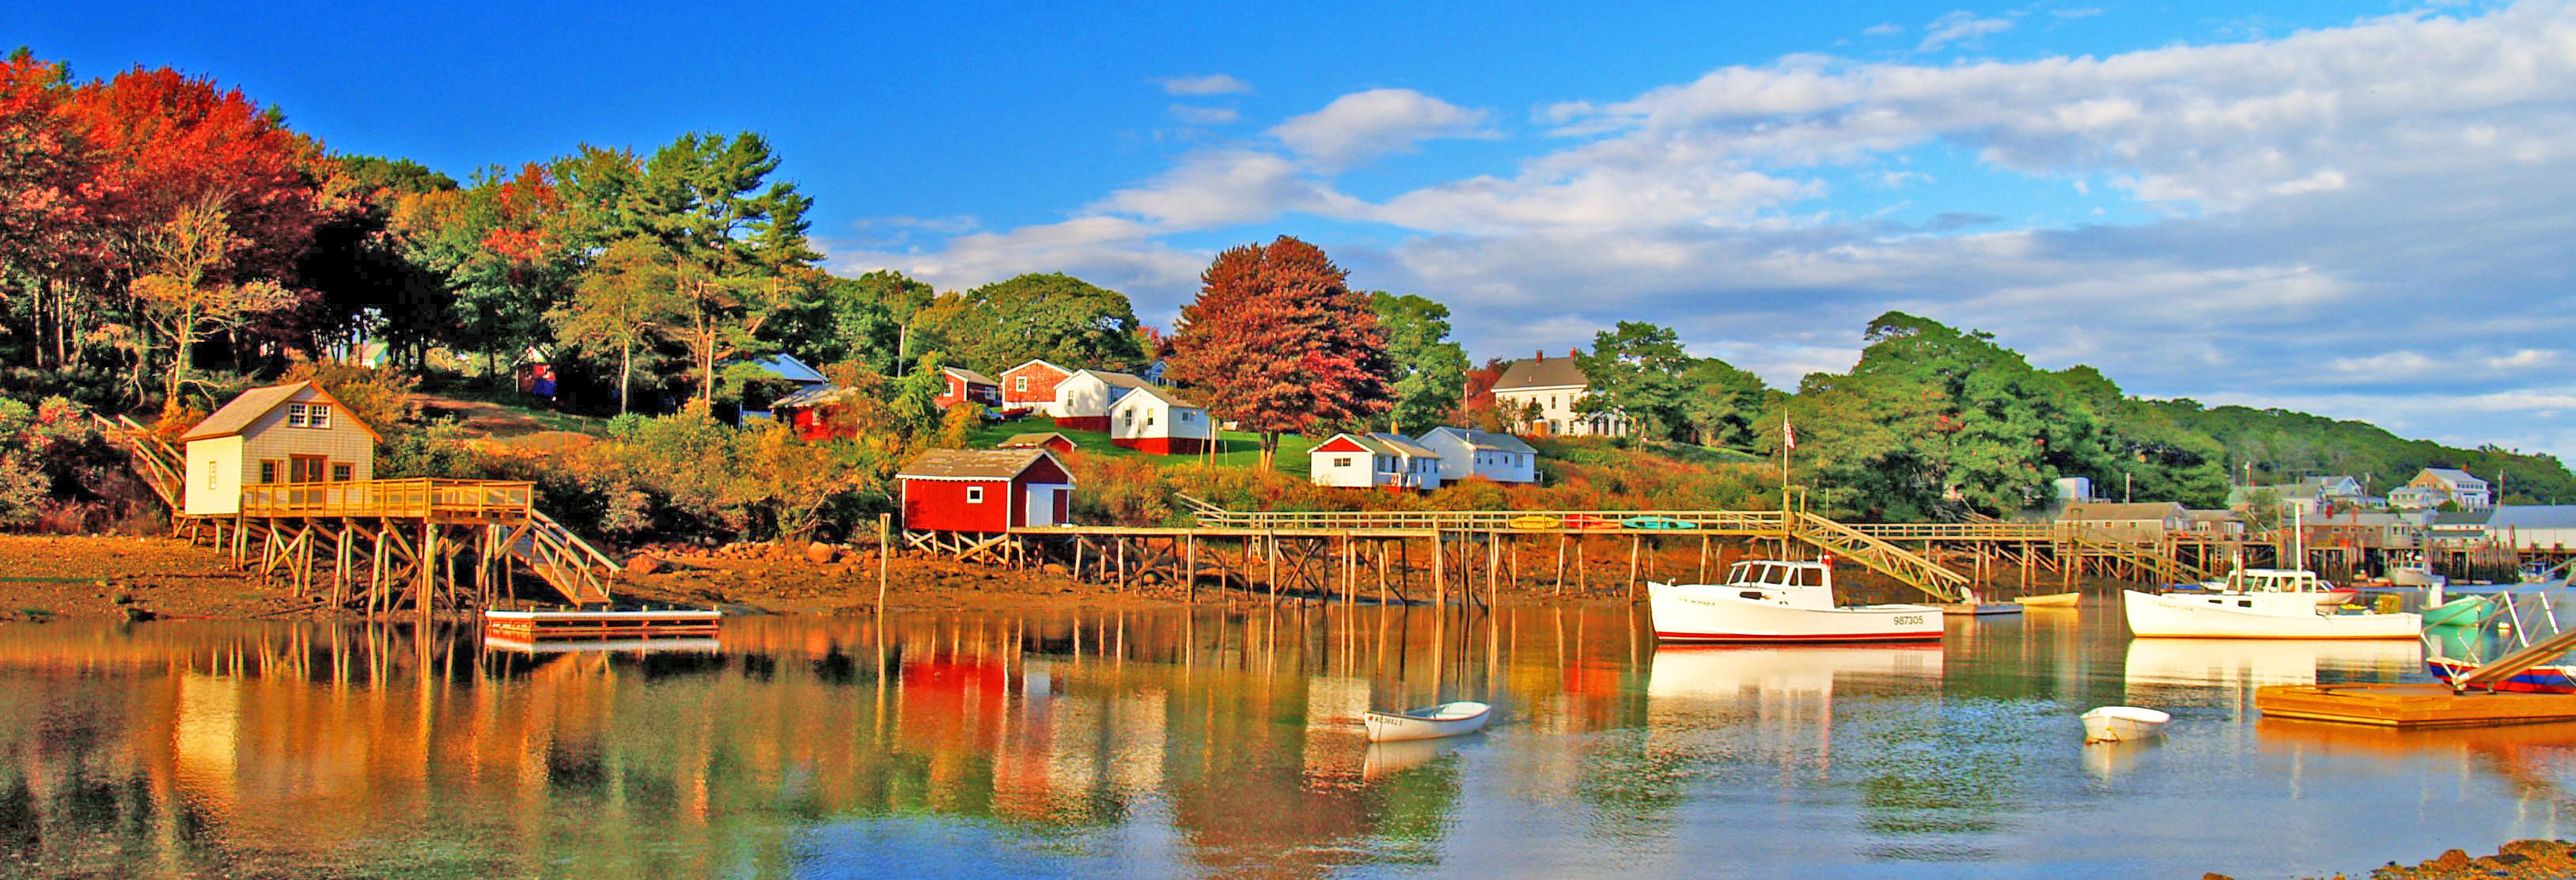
[2256,684,2576,728]
[502,510,620,605]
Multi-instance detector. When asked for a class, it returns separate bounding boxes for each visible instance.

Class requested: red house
[771,385,862,441]
[897,448,1075,533]
[934,366,1003,411]
[999,359,1074,415]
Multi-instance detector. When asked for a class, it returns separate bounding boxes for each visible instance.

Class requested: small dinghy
[2082,706,2171,743]
[1363,700,1493,742]
[2420,595,2491,628]
[2013,592,2080,608]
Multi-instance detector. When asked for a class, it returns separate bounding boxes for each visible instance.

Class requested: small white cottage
[180,382,381,516]
[1309,433,1444,491]
[1415,427,1538,484]
[1108,385,1214,454]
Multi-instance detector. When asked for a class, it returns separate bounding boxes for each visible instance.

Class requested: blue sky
[20,1,2576,465]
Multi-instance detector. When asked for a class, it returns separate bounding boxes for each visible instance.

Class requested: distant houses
[933,366,1002,412]
[1490,351,1627,438]
[2392,468,2493,510]
[999,359,1074,415]
[1051,369,1154,432]
[1107,385,1213,454]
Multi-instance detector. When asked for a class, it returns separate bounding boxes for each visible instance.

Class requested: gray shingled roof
[1421,426,1536,454]
[1366,432,1441,459]
[944,366,999,386]
[896,448,1062,481]
[996,432,1072,449]
[181,382,311,441]
[1492,356,1589,391]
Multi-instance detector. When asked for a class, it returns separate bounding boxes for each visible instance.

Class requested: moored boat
[2082,706,2171,743]
[1648,559,1943,643]
[2420,595,2493,628]
[2189,568,2358,609]
[1362,700,1493,742]
[2426,656,2576,693]
[2013,592,2081,608]
[2121,589,2418,639]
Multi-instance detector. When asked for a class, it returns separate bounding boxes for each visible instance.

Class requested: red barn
[897,448,1075,533]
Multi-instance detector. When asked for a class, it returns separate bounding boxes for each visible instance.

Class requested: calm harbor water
[0,597,2570,878]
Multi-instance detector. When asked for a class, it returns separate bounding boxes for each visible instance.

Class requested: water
[0,600,2570,878]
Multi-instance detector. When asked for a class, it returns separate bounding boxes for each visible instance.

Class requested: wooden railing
[240,479,536,518]
[1189,506,1797,534]
[94,414,185,509]
[1790,511,1972,602]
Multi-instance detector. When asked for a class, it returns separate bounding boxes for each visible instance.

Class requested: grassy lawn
[969,416,1317,476]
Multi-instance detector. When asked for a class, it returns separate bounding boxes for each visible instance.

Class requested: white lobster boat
[2185,568,2358,609]
[2121,589,2418,639]
[1649,559,1944,643]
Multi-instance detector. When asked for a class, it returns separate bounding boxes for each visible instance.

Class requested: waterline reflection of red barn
[897,449,1075,533]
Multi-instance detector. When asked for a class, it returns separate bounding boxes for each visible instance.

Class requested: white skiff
[2082,706,2170,743]
[1362,700,1492,742]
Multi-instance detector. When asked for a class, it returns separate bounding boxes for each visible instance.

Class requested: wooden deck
[240,478,536,520]
[2256,684,2576,728]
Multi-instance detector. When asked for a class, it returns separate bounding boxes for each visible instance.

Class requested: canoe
[2082,706,2171,743]
[2420,595,2492,628]
[1363,700,1493,742]
[1622,515,1698,530]
[2013,592,2081,608]
[1507,514,1559,530]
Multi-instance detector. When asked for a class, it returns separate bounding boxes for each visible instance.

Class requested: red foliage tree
[1165,236,1391,468]
[0,52,105,369]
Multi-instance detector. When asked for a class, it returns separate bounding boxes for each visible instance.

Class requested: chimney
[1534,349,1544,362]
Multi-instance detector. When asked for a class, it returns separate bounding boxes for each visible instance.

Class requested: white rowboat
[1362,700,1492,742]
[2082,706,2171,743]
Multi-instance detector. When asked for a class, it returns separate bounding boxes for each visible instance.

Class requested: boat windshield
[1727,561,1825,587]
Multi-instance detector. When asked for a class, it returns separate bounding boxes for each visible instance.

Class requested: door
[1025,487,1059,527]
[289,455,328,507]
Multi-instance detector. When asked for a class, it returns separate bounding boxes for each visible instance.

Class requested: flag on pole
[1782,419,1797,450]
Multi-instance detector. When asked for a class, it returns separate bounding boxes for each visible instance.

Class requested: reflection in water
[0,606,2567,878]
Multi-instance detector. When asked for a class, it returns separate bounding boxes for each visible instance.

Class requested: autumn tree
[1165,236,1391,468]
[0,51,102,372]
[129,195,295,413]
[1366,292,1468,434]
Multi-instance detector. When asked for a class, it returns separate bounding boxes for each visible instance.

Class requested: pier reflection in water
[0,605,2574,878]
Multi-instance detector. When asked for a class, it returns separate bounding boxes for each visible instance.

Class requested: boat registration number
[1892,615,1926,625]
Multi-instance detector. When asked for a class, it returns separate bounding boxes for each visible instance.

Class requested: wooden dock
[2256,684,2576,728]
[100,417,622,616]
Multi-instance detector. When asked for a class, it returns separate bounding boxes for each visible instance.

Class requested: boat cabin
[1718,559,1841,610]
[2213,568,2335,594]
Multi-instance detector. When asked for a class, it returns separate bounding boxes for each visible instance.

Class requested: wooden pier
[102,415,622,617]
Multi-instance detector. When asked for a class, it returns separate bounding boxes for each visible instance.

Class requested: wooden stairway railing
[94,414,185,510]
[2059,530,2210,584]
[1790,511,1972,603]
[506,508,620,605]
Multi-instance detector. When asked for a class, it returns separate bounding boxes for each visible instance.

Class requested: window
[1014,376,1029,392]
[285,404,306,427]
[1146,412,1156,427]
[285,403,331,429]
[259,461,278,484]
[331,464,353,482]
[966,486,987,503]
[1332,457,1353,468]
[204,461,218,490]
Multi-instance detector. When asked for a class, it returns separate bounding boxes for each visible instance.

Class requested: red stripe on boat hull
[1656,630,1943,643]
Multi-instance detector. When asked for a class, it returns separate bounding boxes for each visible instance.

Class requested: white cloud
[1160,74,1251,95]
[1167,104,1241,125]
[1267,88,1496,170]
[1863,22,1904,36]
[1920,10,2013,51]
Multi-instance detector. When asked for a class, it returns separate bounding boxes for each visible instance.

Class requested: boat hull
[1650,584,1942,643]
[2420,596,2492,628]
[2082,706,2171,743]
[1363,701,1492,742]
[2122,590,2418,639]
[2013,592,2081,608]
[2426,658,2576,694]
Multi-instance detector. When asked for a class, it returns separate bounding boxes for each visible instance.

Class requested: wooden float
[2254,684,2576,728]
[483,607,722,639]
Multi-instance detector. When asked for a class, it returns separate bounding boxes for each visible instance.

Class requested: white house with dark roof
[1107,384,1214,454]
[1309,432,1444,491]
[1490,351,1626,437]
[1415,426,1538,484]
[2392,468,2493,510]
[180,382,381,516]
[1051,369,1155,431]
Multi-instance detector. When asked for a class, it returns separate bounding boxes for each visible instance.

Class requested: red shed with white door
[896,448,1076,533]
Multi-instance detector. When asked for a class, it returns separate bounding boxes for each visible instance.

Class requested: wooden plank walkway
[2256,684,2576,728]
